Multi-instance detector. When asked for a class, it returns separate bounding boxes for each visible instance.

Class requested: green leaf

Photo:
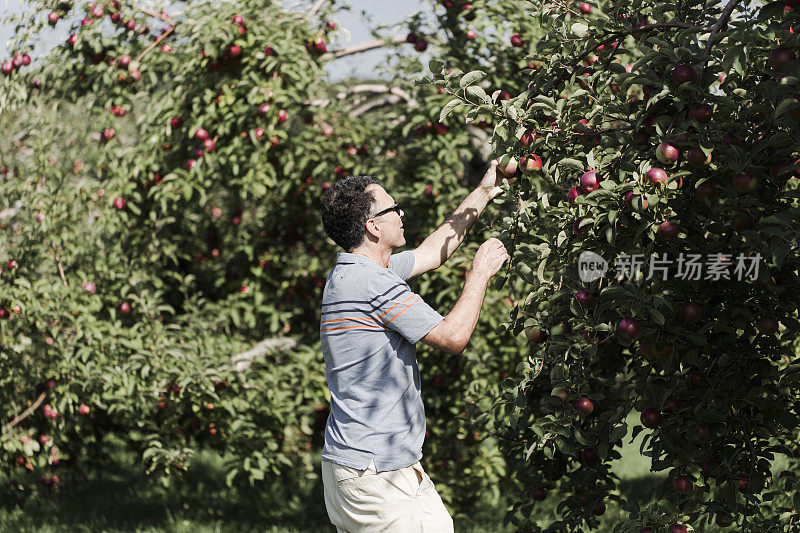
[428,58,444,75]
[459,70,486,88]
[439,99,462,122]
[466,85,491,105]
[571,23,588,38]
[558,158,585,171]
[775,97,800,118]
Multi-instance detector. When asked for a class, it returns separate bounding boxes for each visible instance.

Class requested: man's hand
[467,238,509,283]
[478,159,504,200]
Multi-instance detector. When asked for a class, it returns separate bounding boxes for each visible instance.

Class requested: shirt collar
[337,252,389,269]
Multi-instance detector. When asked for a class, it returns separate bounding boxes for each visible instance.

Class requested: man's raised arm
[409,160,503,278]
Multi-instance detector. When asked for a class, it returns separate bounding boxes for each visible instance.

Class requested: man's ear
[364,218,380,241]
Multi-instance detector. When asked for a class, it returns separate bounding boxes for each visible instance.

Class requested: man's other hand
[478,159,504,200]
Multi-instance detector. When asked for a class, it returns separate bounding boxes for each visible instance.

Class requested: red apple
[737,477,749,493]
[625,191,648,211]
[573,398,594,415]
[769,48,796,71]
[656,142,679,165]
[669,524,688,533]
[617,318,641,340]
[694,181,718,203]
[721,133,742,145]
[758,317,779,334]
[696,423,710,442]
[581,447,599,463]
[580,170,599,192]
[497,154,519,177]
[552,388,568,401]
[519,129,537,147]
[194,128,208,141]
[680,302,702,322]
[671,65,698,85]
[118,54,131,68]
[641,407,662,428]
[716,513,734,527]
[732,172,758,193]
[228,45,242,57]
[525,327,548,343]
[690,103,713,122]
[732,209,753,231]
[113,196,126,210]
[592,500,605,516]
[646,167,668,185]
[48,12,59,24]
[575,291,594,307]
[578,2,592,14]
[532,488,547,501]
[232,14,245,25]
[572,217,589,236]
[664,397,681,412]
[568,186,582,206]
[277,109,288,123]
[657,221,678,241]
[673,474,694,493]
[687,147,712,167]
[510,33,523,47]
[520,154,542,174]
[82,282,97,294]
[78,404,90,415]
[119,302,131,314]
[415,39,428,52]
[466,29,477,39]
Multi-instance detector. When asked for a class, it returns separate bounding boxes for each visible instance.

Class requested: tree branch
[322,34,408,60]
[135,25,175,63]
[51,244,68,286]
[351,95,404,117]
[4,392,47,432]
[230,337,298,372]
[139,7,176,26]
[308,84,417,108]
[307,0,328,19]
[703,0,741,55]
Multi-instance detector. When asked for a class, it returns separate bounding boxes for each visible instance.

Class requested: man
[318,160,509,532]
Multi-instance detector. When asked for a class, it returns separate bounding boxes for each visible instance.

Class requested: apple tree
[429,0,800,530]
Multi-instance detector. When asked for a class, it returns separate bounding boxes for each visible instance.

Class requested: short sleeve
[369,270,444,344]
[388,250,415,281]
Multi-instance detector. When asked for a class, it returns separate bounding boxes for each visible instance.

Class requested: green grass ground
[0,413,787,532]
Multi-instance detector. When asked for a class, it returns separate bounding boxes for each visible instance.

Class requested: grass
[1,413,789,532]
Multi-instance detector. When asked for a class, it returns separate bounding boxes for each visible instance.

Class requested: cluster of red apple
[406,33,429,52]
[495,132,544,184]
[440,1,476,20]
[412,120,449,137]
[1,53,32,76]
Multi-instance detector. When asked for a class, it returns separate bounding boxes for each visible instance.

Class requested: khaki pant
[321,458,454,532]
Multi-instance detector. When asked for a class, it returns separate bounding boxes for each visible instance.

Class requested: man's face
[366,184,405,249]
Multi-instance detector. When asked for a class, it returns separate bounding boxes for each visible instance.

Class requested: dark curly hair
[320,175,381,252]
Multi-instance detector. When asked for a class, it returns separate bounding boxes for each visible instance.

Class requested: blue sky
[0,0,428,80]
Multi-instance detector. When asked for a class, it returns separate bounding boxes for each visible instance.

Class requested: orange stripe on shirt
[321,317,378,324]
[384,296,421,325]
[320,324,386,332]
[376,294,417,321]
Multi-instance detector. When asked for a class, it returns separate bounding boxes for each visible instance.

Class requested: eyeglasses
[368,202,402,219]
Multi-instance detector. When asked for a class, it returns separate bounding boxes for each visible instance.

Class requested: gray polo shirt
[320,250,445,472]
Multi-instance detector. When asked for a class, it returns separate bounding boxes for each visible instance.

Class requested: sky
[0,0,428,80]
